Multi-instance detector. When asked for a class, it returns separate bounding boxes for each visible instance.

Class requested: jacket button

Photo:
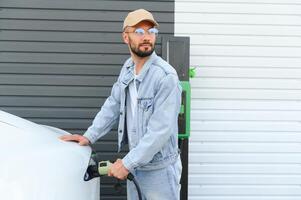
[120,112,123,115]
[119,130,122,133]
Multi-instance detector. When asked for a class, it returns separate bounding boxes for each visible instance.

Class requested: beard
[129,38,155,58]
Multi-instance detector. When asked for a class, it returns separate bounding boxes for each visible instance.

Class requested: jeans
[127,157,182,200]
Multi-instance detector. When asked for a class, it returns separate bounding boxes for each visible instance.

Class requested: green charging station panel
[178,81,191,139]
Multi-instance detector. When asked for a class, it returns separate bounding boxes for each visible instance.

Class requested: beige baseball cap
[123,9,159,30]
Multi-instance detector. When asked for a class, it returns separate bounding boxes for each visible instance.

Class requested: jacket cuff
[122,155,138,172]
[83,131,97,144]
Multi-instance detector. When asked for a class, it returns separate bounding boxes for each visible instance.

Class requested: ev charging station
[162,36,191,200]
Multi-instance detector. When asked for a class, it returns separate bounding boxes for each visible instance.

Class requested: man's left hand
[108,159,129,180]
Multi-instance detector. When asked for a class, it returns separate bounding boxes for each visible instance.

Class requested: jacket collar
[122,52,157,86]
[121,59,134,86]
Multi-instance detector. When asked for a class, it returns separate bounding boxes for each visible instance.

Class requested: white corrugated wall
[175,0,301,199]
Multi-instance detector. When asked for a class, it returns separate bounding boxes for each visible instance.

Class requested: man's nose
[142,32,153,40]
[142,35,151,42]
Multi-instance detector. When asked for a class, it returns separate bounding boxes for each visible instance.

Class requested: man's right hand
[59,134,90,146]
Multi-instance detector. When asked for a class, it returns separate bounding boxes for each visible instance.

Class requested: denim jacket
[83,52,182,171]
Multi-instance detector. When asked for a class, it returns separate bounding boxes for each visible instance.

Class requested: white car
[0,110,99,200]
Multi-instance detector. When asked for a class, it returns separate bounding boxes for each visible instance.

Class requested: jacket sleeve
[122,73,182,171]
[83,76,121,144]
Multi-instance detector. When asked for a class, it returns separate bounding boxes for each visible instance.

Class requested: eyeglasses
[125,28,159,37]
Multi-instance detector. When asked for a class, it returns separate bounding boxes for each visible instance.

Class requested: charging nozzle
[83,157,143,200]
[84,159,112,181]
[84,164,100,181]
[98,161,112,176]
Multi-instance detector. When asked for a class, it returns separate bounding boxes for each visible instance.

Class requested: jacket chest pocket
[138,98,154,133]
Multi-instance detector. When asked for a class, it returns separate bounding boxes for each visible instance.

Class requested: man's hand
[59,134,90,146]
[108,159,129,180]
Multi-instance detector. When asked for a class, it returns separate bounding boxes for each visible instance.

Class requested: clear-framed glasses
[126,27,159,37]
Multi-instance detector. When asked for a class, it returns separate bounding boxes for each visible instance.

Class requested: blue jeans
[127,157,182,200]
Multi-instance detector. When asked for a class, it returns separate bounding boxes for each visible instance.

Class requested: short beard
[129,39,155,58]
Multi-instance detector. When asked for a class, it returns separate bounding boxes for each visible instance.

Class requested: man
[60,9,182,200]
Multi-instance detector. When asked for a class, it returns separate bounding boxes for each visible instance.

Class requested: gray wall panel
[0,0,173,12]
[0,74,117,86]
[0,9,173,22]
[0,96,105,107]
[0,0,174,199]
[0,64,122,75]
[0,20,173,33]
[0,53,129,64]
[0,31,171,43]
[0,85,111,96]
[0,41,162,54]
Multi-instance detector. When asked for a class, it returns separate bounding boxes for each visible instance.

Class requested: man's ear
[122,32,129,44]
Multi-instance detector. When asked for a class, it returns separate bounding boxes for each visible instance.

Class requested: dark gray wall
[0,0,174,199]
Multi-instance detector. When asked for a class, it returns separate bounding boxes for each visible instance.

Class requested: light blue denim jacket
[83,52,182,171]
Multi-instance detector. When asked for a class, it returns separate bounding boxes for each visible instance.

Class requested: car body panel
[0,110,99,200]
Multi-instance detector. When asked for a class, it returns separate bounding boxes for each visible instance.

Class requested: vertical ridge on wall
[175,0,301,199]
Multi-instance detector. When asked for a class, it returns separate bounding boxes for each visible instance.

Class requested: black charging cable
[127,173,143,200]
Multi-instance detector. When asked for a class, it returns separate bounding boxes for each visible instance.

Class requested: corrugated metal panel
[175,0,301,199]
[0,0,174,199]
